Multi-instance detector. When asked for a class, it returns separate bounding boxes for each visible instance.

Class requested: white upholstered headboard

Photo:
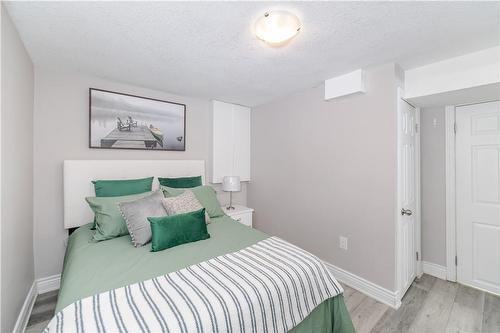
[63,160,205,229]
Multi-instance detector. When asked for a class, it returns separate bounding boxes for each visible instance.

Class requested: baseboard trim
[323,261,401,309]
[37,274,61,294]
[13,282,37,333]
[422,261,447,280]
[14,275,61,332]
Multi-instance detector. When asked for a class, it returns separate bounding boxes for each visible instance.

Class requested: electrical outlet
[339,236,348,250]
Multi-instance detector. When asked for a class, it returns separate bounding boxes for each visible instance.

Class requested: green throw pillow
[86,192,152,242]
[157,176,202,188]
[161,185,225,218]
[148,208,210,252]
[92,177,154,197]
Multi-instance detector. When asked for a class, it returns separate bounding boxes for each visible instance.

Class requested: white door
[397,97,417,295]
[456,101,500,295]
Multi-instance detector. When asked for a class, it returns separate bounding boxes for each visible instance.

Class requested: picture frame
[89,88,186,151]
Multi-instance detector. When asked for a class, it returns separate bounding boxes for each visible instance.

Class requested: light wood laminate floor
[26,274,500,333]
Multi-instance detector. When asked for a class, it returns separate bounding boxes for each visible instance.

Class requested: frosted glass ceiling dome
[255,10,301,45]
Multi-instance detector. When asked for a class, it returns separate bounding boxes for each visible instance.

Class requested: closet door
[212,100,234,183]
[456,101,500,295]
[212,101,251,183]
[232,104,251,182]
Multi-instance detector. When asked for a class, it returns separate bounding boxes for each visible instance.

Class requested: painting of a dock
[89,88,186,151]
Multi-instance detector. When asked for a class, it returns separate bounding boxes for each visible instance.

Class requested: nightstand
[222,205,254,227]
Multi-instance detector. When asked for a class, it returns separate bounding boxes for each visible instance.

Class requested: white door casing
[445,106,457,281]
[397,91,418,298]
[456,101,500,295]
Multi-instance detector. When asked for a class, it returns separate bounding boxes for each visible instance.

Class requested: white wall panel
[324,69,365,100]
[405,46,500,99]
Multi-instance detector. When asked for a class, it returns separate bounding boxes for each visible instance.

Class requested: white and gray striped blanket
[44,237,343,333]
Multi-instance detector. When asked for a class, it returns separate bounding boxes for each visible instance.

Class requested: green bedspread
[57,216,354,333]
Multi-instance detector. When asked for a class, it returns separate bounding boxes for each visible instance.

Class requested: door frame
[445,105,457,282]
[416,106,422,278]
[395,87,422,299]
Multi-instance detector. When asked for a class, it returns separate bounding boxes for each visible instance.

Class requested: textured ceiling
[5,1,500,106]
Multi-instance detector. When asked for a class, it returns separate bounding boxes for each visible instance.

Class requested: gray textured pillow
[162,190,210,223]
[119,191,167,247]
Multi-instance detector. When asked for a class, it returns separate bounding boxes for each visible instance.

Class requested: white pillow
[162,190,210,223]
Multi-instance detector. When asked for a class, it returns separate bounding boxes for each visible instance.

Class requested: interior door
[398,97,417,295]
[456,101,500,295]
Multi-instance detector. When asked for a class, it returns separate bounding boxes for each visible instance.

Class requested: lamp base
[226,192,235,210]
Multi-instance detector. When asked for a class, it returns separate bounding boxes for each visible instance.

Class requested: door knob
[401,208,413,216]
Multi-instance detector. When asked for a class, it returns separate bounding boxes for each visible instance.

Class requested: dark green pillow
[161,185,225,218]
[148,208,210,252]
[92,177,154,197]
[158,176,202,188]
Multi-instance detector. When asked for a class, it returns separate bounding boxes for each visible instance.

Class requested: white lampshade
[222,176,241,192]
[255,10,301,45]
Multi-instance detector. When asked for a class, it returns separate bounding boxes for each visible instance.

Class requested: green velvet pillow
[157,176,202,188]
[92,177,154,197]
[148,208,210,252]
[86,192,152,242]
[161,185,225,218]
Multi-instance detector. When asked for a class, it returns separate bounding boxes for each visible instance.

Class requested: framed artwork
[89,88,186,151]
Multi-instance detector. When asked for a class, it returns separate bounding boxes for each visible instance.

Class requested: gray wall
[248,63,399,291]
[420,107,446,266]
[1,6,35,332]
[33,69,246,279]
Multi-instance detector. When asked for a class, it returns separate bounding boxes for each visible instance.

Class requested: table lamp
[222,176,241,210]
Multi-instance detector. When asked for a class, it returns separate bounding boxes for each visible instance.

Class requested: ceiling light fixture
[255,10,301,45]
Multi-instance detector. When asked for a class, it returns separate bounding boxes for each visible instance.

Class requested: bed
[46,160,354,333]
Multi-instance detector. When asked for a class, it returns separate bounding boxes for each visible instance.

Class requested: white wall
[249,63,399,291]
[33,69,246,279]
[420,107,447,266]
[1,6,35,332]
